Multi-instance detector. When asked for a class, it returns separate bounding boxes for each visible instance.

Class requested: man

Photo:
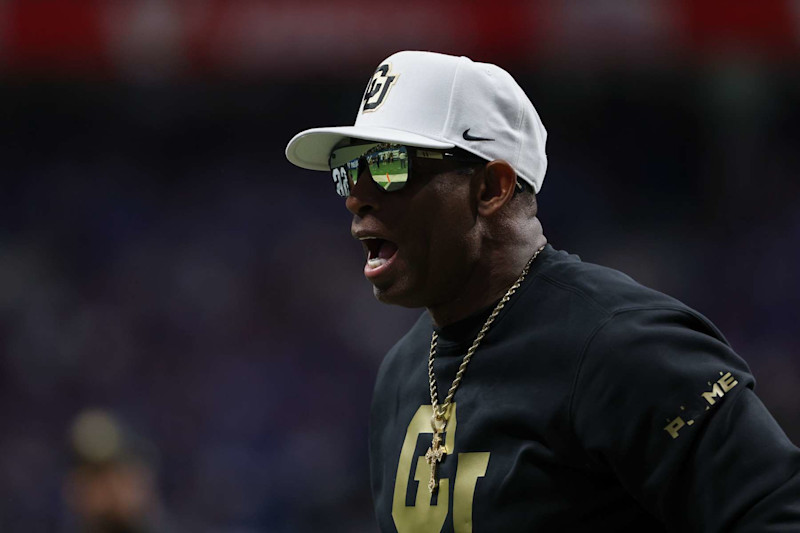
[286,51,800,532]
[63,409,173,533]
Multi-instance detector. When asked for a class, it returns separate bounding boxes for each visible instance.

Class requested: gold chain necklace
[424,245,545,494]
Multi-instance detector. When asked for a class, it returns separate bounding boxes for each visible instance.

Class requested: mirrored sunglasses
[328,142,485,198]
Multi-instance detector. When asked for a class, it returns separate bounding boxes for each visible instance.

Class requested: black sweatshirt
[369,245,800,532]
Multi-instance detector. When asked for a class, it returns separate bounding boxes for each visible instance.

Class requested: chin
[372,283,425,309]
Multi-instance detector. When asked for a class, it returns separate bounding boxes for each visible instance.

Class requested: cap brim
[285,125,455,171]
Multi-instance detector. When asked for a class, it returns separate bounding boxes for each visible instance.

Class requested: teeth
[367,257,387,269]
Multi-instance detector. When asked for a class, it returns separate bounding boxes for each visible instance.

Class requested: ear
[476,160,517,217]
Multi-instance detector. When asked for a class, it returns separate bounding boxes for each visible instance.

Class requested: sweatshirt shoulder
[534,246,693,317]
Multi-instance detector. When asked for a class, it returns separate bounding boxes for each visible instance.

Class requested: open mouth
[363,238,399,270]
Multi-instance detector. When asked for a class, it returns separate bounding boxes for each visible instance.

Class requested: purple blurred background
[1,1,799,531]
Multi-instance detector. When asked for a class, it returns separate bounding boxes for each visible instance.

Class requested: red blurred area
[5,0,110,75]
[2,0,798,79]
[679,0,799,57]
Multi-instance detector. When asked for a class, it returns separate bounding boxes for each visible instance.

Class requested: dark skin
[347,153,547,327]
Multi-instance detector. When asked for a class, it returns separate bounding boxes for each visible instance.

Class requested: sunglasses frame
[329,142,488,198]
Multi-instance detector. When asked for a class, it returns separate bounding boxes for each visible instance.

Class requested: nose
[345,165,380,216]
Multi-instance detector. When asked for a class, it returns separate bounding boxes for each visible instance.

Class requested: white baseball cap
[285,50,548,193]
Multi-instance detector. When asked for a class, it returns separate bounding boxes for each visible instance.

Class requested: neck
[426,226,547,328]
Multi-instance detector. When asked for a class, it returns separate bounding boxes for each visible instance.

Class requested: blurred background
[1,0,799,531]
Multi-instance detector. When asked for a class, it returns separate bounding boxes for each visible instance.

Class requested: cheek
[422,203,479,275]
[397,177,477,280]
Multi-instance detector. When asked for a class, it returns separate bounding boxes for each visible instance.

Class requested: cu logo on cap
[362,63,398,113]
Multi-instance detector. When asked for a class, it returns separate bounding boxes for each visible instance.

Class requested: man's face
[347,153,481,308]
[65,461,155,531]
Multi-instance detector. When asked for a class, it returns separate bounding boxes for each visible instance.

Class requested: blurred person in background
[63,410,174,533]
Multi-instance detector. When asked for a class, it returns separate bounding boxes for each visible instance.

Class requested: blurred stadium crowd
[1,1,799,531]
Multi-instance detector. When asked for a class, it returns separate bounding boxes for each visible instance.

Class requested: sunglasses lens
[361,145,409,192]
[329,144,409,197]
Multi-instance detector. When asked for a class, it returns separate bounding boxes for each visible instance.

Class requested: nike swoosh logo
[462,128,495,142]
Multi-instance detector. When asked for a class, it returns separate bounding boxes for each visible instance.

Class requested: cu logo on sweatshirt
[362,63,398,113]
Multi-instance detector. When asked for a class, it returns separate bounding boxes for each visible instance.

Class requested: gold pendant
[425,414,447,494]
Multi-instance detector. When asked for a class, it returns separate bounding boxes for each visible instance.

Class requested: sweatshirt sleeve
[570,307,800,532]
